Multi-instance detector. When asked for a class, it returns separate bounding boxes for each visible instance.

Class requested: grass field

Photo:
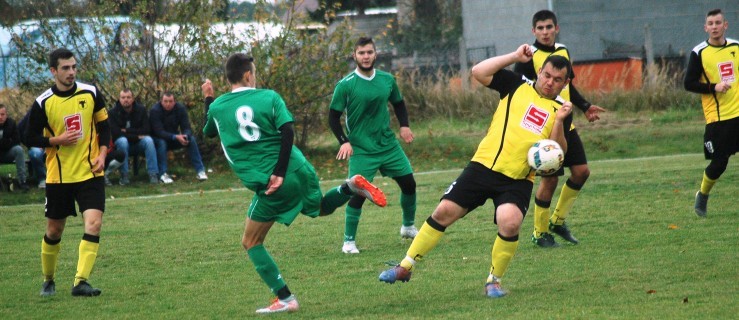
[1,153,737,319]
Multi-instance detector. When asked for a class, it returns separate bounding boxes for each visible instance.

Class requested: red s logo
[64,113,82,132]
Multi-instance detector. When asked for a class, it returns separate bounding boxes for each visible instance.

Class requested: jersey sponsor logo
[64,113,82,132]
[78,99,88,110]
[718,61,735,83]
[521,104,550,134]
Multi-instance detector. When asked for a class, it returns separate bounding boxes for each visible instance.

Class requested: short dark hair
[542,55,572,79]
[48,48,74,69]
[707,8,723,17]
[161,91,174,99]
[532,10,557,27]
[225,53,255,84]
[354,37,375,51]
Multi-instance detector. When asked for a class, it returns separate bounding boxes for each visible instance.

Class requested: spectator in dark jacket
[149,92,207,183]
[0,104,29,191]
[108,89,159,185]
[18,109,46,188]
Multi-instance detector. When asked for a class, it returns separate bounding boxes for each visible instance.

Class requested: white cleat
[342,241,360,254]
[400,225,419,239]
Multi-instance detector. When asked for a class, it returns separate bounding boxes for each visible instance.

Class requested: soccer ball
[527,139,564,175]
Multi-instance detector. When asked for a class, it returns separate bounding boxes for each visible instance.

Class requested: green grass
[0,153,737,319]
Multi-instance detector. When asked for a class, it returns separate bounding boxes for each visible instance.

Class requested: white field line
[3,153,704,208]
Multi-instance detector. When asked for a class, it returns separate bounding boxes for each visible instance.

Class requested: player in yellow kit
[26,48,110,297]
[684,8,739,217]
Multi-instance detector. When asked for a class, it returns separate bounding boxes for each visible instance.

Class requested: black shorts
[537,128,588,177]
[704,117,739,160]
[441,162,533,223]
[45,177,106,219]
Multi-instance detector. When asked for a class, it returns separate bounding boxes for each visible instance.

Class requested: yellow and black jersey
[27,82,108,183]
[685,38,739,123]
[472,69,570,182]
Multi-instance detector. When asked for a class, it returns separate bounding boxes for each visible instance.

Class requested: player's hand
[336,142,353,160]
[556,101,573,120]
[515,44,534,63]
[264,175,283,195]
[91,153,106,174]
[202,79,214,98]
[53,129,83,146]
[176,134,189,146]
[399,127,414,144]
[716,81,731,93]
[585,105,606,122]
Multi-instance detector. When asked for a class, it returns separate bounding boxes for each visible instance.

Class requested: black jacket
[0,116,21,154]
[149,102,193,141]
[109,101,151,144]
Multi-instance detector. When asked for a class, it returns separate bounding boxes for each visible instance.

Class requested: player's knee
[570,165,590,184]
[394,174,416,194]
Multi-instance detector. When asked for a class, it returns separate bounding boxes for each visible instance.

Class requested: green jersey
[329,69,403,155]
[203,87,307,189]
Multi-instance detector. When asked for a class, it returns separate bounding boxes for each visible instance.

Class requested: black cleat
[71,281,101,297]
[532,232,559,248]
[40,280,56,297]
[694,191,708,217]
[549,222,579,244]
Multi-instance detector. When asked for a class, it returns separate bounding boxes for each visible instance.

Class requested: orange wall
[572,58,643,93]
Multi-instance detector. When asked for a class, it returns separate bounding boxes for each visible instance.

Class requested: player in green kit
[329,37,418,254]
[202,53,386,314]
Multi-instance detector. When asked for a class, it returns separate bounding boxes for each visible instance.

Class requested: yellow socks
[490,233,519,279]
[400,218,446,271]
[74,234,100,286]
[41,236,61,281]
[533,199,551,237]
[700,172,717,195]
[551,181,581,225]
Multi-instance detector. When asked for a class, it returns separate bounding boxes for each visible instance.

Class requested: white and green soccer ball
[527,139,564,175]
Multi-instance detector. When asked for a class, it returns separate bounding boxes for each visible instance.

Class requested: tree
[3,0,354,152]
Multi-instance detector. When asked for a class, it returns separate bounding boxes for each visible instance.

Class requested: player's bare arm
[472,44,533,86]
[551,102,573,152]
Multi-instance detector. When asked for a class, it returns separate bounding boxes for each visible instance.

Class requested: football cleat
[694,191,708,217]
[71,281,101,297]
[532,232,560,248]
[40,280,56,297]
[400,225,419,239]
[549,222,579,244]
[255,296,299,314]
[485,281,507,298]
[346,175,387,207]
[379,265,412,284]
[342,241,360,254]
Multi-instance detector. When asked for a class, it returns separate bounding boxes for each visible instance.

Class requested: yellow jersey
[685,38,739,123]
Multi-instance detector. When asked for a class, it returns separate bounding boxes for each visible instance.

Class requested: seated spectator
[18,108,47,189]
[0,103,29,191]
[149,92,207,183]
[103,141,126,186]
[109,89,159,184]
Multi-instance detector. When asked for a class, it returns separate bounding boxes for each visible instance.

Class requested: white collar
[232,87,255,93]
[354,68,375,80]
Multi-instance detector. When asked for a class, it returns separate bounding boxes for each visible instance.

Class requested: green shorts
[349,145,413,181]
[247,161,323,226]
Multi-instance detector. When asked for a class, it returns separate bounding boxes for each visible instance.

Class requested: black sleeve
[204,96,215,123]
[108,108,123,139]
[272,122,295,178]
[0,119,19,150]
[26,102,51,148]
[569,84,592,113]
[177,104,193,136]
[17,111,30,147]
[488,69,526,98]
[96,119,111,148]
[513,61,537,80]
[328,109,349,145]
[391,100,410,127]
[684,51,713,93]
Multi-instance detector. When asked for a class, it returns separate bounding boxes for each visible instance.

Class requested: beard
[356,59,375,72]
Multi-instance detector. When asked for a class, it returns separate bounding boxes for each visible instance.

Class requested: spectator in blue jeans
[149,92,207,183]
[108,89,159,185]
[18,110,47,188]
